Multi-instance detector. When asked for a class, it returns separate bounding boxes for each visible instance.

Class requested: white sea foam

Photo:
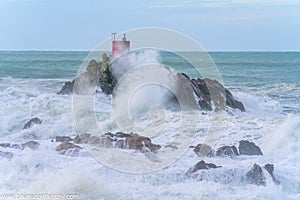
[1,66,300,199]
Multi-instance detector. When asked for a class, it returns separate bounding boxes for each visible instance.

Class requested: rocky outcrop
[74,132,161,153]
[23,117,42,129]
[193,143,213,157]
[178,73,245,112]
[192,141,265,159]
[264,164,280,185]
[57,53,116,95]
[57,80,74,95]
[57,55,245,113]
[187,160,221,174]
[245,163,266,186]
[239,140,263,155]
[53,132,161,156]
[216,145,239,158]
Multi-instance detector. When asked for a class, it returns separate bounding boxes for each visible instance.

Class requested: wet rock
[99,82,114,95]
[239,140,263,155]
[193,143,213,157]
[55,136,73,142]
[245,163,266,186]
[23,117,42,129]
[57,80,75,95]
[73,132,161,153]
[216,145,239,158]
[107,132,161,153]
[56,141,82,155]
[187,160,221,174]
[22,141,40,150]
[0,151,13,160]
[58,54,116,95]
[179,73,245,112]
[0,143,11,148]
[198,100,213,111]
[264,163,280,185]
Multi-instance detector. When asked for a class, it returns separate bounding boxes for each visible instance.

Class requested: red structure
[112,33,130,58]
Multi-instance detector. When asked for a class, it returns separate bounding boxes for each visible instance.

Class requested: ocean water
[0,51,300,199]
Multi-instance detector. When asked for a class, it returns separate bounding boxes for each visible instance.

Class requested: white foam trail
[263,115,300,158]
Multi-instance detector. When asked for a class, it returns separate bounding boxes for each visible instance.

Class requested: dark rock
[55,136,73,142]
[216,145,239,158]
[23,117,42,129]
[264,164,280,185]
[245,164,266,186]
[0,143,11,148]
[239,140,263,155]
[0,151,13,160]
[57,80,75,95]
[179,73,245,112]
[73,132,161,153]
[173,73,199,111]
[100,82,114,95]
[56,141,82,155]
[187,160,221,174]
[22,141,40,150]
[58,54,116,95]
[198,100,213,111]
[193,143,213,157]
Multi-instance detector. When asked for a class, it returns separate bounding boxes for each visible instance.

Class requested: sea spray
[263,115,300,158]
[1,51,300,199]
[111,49,160,81]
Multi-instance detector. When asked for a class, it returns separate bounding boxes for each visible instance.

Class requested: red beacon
[111,33,130,58]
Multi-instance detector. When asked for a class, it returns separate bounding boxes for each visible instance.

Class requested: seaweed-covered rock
[245,163,266,186]
[23,117,42,129]
[239,140,263,155]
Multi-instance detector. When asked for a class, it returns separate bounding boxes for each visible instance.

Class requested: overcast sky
[0,0,300,51]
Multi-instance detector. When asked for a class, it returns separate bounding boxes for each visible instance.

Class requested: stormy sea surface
[0,51,300,200]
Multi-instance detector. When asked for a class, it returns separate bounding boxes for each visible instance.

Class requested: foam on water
[1,52,300,199]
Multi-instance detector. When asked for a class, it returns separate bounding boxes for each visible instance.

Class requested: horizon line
[0,49,299,52]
